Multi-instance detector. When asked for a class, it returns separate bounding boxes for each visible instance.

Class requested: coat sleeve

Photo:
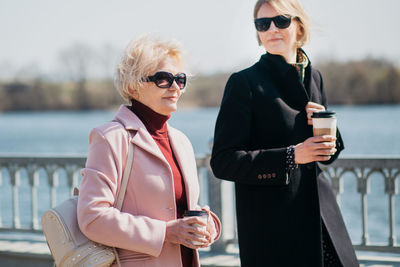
[210,72,288,186]
[315,70,345,165]
[77,128,166,257]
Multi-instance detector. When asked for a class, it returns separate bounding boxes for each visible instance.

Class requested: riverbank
[1,57,400,111]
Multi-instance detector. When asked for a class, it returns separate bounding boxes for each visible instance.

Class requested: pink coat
[77,105,221,267]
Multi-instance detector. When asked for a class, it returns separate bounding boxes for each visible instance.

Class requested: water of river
[0,105,400,245]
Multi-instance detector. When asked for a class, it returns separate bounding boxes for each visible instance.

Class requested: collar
[128,99,170,136]
[291,49,309,83]
[259,48,311,79]
[259,52,292,76]
[113,104,170,164]
[112,104,150,132]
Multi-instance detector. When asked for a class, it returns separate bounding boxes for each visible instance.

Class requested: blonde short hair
[115,35,184,101]
[253,0,311,47]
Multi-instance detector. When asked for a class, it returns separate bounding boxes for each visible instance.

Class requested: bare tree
[97,43,120,79]
[58,43,94,109]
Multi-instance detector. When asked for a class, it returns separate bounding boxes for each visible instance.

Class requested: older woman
[211,0,357,266]
[77,35,221,267]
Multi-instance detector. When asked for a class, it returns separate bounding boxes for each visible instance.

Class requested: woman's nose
[267,21,279,32]
[168,80,180,91]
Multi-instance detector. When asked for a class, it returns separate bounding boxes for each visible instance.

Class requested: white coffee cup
[311,111,337,137]
[183,210,208,245]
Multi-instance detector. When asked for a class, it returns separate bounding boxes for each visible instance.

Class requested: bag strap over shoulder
[111,118,135,210]
[110,118,135,267]
[115,142,134,210]
[112,141,134,267]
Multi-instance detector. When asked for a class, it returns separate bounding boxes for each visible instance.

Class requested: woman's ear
[128,85,140,100]
[296,23,304,43]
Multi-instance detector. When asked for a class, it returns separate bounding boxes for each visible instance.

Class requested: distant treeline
[0,58,399,111]
[318,58,400,105]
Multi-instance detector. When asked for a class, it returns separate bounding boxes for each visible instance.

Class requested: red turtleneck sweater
[129,100,193,267]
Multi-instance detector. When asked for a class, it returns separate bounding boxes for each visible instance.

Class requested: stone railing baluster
[66,165,79,197]
[0,155,399,254]
[385,169,398,246]
[196,166,203,204]
[46,165,59,208]
[195,156,208,206]
[9,164,21,229]
[207,165,225,253]
[358,168,369,245]
[27,164,39,230]
[330,167,344,203]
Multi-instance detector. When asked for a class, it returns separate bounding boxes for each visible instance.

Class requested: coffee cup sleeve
[319,128,345,165]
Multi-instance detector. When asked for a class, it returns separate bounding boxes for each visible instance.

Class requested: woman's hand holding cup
[295,104,338,164]
[165,215,210,249]
[201,205,217,243]
[294,135,337,164]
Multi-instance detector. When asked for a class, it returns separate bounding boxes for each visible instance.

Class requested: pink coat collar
[113,105,194,208]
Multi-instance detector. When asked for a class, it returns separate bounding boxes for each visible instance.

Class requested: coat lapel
[130,128,170,167]
[281,70,310,108]
[259,52,310,110]
[168,126,194,209]
[115,105,196,209]
[114,105,170,168]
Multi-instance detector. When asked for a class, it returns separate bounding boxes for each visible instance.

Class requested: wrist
[286,145,298,171]
[293,144,300,164]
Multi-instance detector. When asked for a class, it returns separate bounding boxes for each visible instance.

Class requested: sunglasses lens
[255,15,292,31]
[254,18,271,32]
[274,15,291,29]
[154,72,173,88]
[175,73,186,89]
[146,71,187,89]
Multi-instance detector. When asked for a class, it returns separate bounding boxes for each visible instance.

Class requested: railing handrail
[0,154,399,254]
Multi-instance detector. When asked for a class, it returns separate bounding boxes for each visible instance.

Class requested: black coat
[210,52,358,267]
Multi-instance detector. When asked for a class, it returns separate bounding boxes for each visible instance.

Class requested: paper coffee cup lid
[183,210,208,217]
[311,110,336,118]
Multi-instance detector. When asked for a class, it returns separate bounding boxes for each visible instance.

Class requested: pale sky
[1,0,399,79]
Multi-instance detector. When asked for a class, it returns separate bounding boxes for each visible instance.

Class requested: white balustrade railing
[321,156,400,253]
[0,154,399,254]
[0,154,85,232]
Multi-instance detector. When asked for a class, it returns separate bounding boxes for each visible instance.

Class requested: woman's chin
[158,105,178,116]
[266,48,285,56]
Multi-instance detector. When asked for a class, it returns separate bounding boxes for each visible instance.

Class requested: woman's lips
[268,38,282,42]
[164,96,178,102]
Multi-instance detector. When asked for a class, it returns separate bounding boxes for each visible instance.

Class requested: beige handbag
[42,141,134,267]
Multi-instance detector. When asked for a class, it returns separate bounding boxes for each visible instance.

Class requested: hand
[294,135,337,164]
[165,217,211,249]
[305,102,325,126]
[201,205,217,244]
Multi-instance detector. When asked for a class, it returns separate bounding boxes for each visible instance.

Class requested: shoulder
[231,62,261,82]
[225,63,260,90]
[89,121,130,148]
[92,121,128,139]
[311,66,323,84]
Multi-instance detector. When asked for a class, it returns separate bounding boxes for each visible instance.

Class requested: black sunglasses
[254,15,293,32]
[142,71,187,89]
